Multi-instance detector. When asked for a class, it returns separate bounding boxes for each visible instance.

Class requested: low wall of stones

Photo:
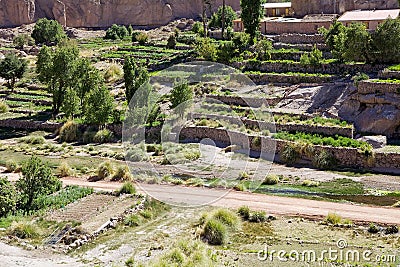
[273,43,329,51]
[358,80,400,94]
[191,113,354,138]
[274,34,325,44]
[0,119,62,132]
[179,126,399,172]
[237,61,387,75]
[247,73,334,84]
[378,70,400,79]
[206,95,281,108]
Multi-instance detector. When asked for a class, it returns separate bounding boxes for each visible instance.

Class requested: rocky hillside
[0,0,240,28]
[292,0,399,17]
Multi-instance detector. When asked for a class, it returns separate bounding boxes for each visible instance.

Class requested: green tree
[36,41,79,114]
[170,80,193,118]
[105,24,129,40]
[371,18,400,63]
[61,88,80,118]
[31,18,66,45]
[232,32,251,53]
[84,86,114,125]
[209,5,238,29]
[320,21,347,62]
[195,37,218,61]
[127,25,134,36]
[167,33,177,49]
[343,23,371,62]
[217,41,237,63]
[0,53,27,91]
[0,178,17,217]
[123,57,149,103]
[16,156,61,211]
[13,34,35,49]
[74,58,103,109]
[240,0,265,43]
[254,39,272,61]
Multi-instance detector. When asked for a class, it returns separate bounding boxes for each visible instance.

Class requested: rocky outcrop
[0,0,240,28]
[339,80,400,138]
[292,0,399,17]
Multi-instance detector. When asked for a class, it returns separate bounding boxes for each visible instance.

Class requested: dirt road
[61,178,400,224]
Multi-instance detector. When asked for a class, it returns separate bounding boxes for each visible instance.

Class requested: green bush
[212,209,240,229]
[280,144,300,165]
[191,22,203,35]
[105,24,128,40]
[352,72,369,87]
[302,179,320,187]
[5,160,19,173]
[167,34,177,49]
[104,63,123,83]
[202,219,227,245]
[8,221,39,239]
[20,135,46,145]
[124,214,142,227]
[136,32,149,45]
[0,100,9,113]
[217,41,236,63]
[238,206,250,220]
[82,128,97,144]
[254,39,272,61]
[112,165,132,181]
[97,161,114,180]
[368,223,380,233]
[384,225,399,235]
[93,129,113,144]
[325,213,342,225]
[195,37,217,61]
[31,18,66,45]
[118,182,136,195]
[312,150,337,170]
[0,178,17,217]
[249,211,267,223]
[232,32,251,53]
[56,162,74,177]
[126,147,148,162]
[263,174,279,185]
[59,120,80,143]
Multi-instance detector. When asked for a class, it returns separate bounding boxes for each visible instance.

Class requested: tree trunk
[222,0,226,40]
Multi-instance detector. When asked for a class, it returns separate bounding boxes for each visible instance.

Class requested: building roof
[262,2,292,9]
[338,9,400,22]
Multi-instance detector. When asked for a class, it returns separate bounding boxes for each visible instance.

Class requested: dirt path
[61,178,400,224]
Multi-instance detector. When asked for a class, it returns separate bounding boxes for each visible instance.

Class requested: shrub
[136,32,148,45]
[393,201,400,207]
[93,129,113,144]
[280,144,300,164]
[104,63,123,83]
[302,179,320,187]
[312,150,337,170]
[263,174,279,185]
[59,121,80,143]
[118,182,136,195]
[82,128,97,144]
[238,171,249,180]
[325,213,342,225]
[57,162,73,177]
[0,100,9,113]
[8,221,39,239]
[202,219,227,245]
[238,206,250,220]
[124,214,142,227]
[232,32,251,53]
[217,41,236,63]
[97,161,114,180]
[234,183,246,191]
[352,72,369,87]
[113,165,132,181]
[20,135,45,145]
[249,211,267,223]
[191,22,203,34]
[126,147,148,162]
[212,209,240,229]
[31,18,66,45]
[167,34,177,49]
[0,178,17,217]
[368,223,380,233]
[105,24,128,40]
[13,34,35,48]
[384,225,399,235]
[5,160,19,173]
[195,37,217,61]
[254,39,272,61]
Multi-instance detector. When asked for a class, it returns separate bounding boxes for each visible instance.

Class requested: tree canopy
[31,18,66,45]
[240,0,265,43]
[0,53,27,90]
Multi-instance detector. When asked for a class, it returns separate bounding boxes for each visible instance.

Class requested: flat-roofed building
[263,2,293,17]
[338,9,400,30]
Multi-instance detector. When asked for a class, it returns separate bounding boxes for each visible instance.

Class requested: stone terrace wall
[247,73,334,85]
[262,21,332,35]
[240,61,387,75]
[191,113,354,138]
[378,70,400,80]
[0,119,62,132]
[274,33,325,44]
[358,80,400,94]
[206,95,280,108]
[180,126,398,172]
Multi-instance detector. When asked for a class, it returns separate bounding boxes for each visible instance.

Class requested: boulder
[353,105,400,136]
[358,135,387,149]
